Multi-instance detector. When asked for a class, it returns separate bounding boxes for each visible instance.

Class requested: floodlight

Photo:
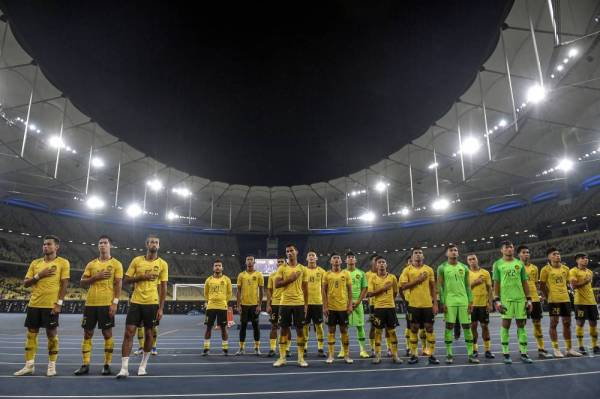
[526,84,546,103]
[85,195,105,210]
[91,157,105,169]
[126,203,143,218]
[359,211,376,222]
[146,178,164,192]
[375,181,387,192]
[461,137,481,155]
[555,158,574,172]
[432,198,450,211]
[49,136,64,148]
[400,207,410,216]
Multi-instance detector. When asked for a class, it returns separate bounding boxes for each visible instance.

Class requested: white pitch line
[0,369,598,398]
[0,356,595,378]
[157,329,180,337]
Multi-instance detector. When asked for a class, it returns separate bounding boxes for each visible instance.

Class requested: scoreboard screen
[254,259,279,276]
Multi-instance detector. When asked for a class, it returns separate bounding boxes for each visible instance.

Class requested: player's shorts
[548,302,571,317]
[407,306,434,325]
[470,306,490,324]
[527,301,543,320]
[501,301,527,320]
[368,305,376,323]
[327,310,349,327]
[25,307,59,329]
[205,309,228,328]
[269,305,280,325]
[126,303,159,328]
[279,305,305,328]
[445,305,471,324]
[239,305,259,324]
[574,304,599,321]
[304,304,324,325]
[372,308,399,329]
[81,306,114,330]
[349,302,365,327]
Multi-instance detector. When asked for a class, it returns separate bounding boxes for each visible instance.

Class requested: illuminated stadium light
[85,195,105,210]
[358,211,376,223]
[432,197,450,211]
[550,74,555,79]
[428,162,438,169]
[563,58,569,64]
[555,158,574,172]
[498,119,507,127]
[146,178,164,192]
[166,211,178,220]
[28,124,37,131]
[91,157,105,169]
[526,84,546,104]
[172,187,192,198]
[556,64,564,71]
[126,203,143,218]
[374,181,388,192]
[400,207,410,216]
[48,136,65,148]
[568,48,578,58]
[460,137,481,155]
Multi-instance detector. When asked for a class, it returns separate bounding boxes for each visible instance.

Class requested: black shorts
[305,304,324,325]
[25,307,59,329]
[407,307,435,325]
[470,306,490,324]
[548,302,571,317]
[269,305,280,325]
[126,303,159,328]
[574,305,599,321]
[327,310,349,327]
[368,305,376,323]
[205,309,228,328]
[279,305,305,328]
[239,305,259,325]
[82,306,114,330]
[372,308,399,329]
[527,301,543,320]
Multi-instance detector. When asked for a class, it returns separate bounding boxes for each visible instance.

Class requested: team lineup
[11,234,599,377]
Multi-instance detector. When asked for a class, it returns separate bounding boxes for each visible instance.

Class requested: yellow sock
[385,335,392,352]
[222,341,228,350]
[590,326,598,348]
[286,339,292,353]
[419,329,427,353]
[24,331,38,362]
[404,328,410,349]
[204,340,210,350]
[374,329,382,356]
[104,337,114,365]
[551,340,559,349]
[270,339,277,351]
[369,338,375,351]
[278,335,288,361]
[254,340,260,350]
[137,327,144,349]
[533,322,544,350]
[426,331,436,355]
[473,342,479,353]
[81,338,92,365]
[316,324,324,350]
[240,341,246,350]
[328,331,336,357]
[576,325,584,348]
[303,325,310,349]
[341,331,349,356]
[152,327,158,347]
[408,330,418,356]
[297,335,306,361]
[484,339,491,352]
[565,339,572,351]
[48,336,59,362]
[388,329,398,355]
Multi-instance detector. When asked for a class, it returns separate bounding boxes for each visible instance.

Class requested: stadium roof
[0,0,598,234]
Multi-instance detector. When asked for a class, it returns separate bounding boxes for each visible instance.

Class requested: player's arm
[437,266,445,308]
[266,277,273,312]
[157,281,167,320]
[357,275,368,307]
[204,278,210,302]
[399,270,421,291]
[464,268,473,312]
[24,262,55,287]
[539,268,549,299]
[322,278,329,317]
[429,273,438,313]
[123,260,152,284]
[257,284,264,314]
[236,274,242,312]
[368,282,390,297]
[346,279,353,313]
[485,272,493,310]
[275,271,300,288]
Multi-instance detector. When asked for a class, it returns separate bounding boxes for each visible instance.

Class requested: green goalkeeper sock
[501,327,510,355]
[517,327,528,354]
[463,327,474,356]
[444,328,453,357]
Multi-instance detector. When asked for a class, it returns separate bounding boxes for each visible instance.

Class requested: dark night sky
[1,1,512,186]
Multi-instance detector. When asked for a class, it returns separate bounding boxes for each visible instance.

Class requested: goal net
[172,283,237,302]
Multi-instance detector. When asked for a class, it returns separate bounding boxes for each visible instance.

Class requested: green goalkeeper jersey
[492,258,527,302]
[348,268,368,300]
[437,261,472,306]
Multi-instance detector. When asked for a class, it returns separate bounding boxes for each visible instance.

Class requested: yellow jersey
[274,264,308,306]
[399,264,435,308]
[25,256,70,308]
[237,270,264,306]
[267,268,284,304]
[204,275,233,310]
[82,257,123,306]
[569,267,596,305]
[540,264,570,303]
[324,270,352,311]
[305,265,326,305]
[365,270,377,306]
[125,256,168,305]
[524,263,540,302]
[368,273,398,309]
[468,268,491,307]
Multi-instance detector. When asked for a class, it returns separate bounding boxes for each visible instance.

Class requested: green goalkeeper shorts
[349,302,365,327]
[501,300,527,320]
[445,305,471,325]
